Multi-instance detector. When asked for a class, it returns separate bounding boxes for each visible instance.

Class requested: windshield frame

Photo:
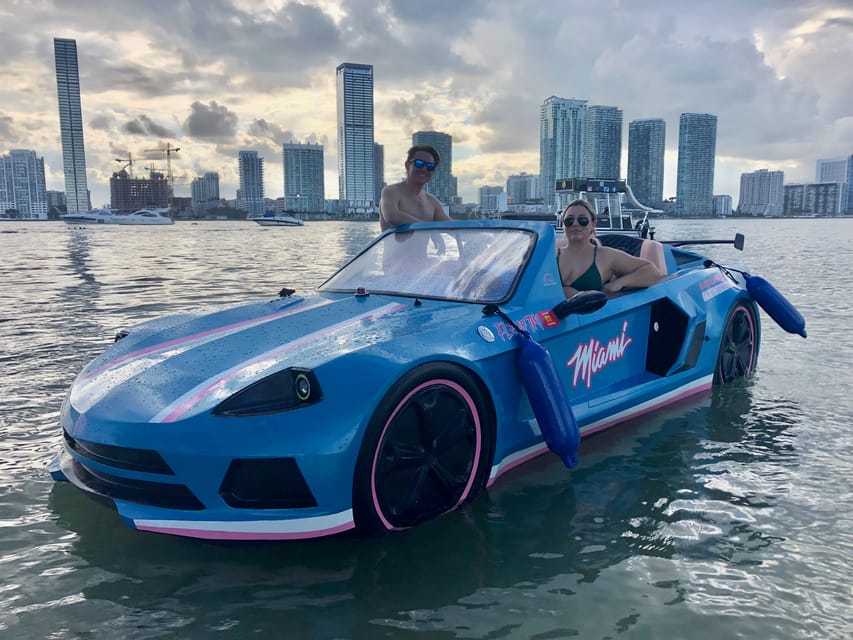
[318,225,537,304]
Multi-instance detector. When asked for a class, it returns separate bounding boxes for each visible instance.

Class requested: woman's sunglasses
[563,215,590,227]
[410,158,437,171]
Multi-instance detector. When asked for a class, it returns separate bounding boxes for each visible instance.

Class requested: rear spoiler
[663,233,745,251]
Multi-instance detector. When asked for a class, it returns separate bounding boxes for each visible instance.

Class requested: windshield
[319,227,536,303]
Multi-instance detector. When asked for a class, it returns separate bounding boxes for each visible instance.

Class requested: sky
[1,0,851,208]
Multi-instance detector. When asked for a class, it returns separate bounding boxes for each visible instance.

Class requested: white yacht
[115,209,174,225]
[251,213,305,227]
[61,208,119,224]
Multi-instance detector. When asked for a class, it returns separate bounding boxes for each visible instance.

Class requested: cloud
[0,113,18,145]
[183,101,238,142]
[89,114,114,131]
[389,95,436,137]
[123,114,175,138]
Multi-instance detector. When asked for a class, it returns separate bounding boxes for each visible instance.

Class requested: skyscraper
[0,149,48,219]
[373,142,384,205]
[584,105,623,180]
[506,173,540,204]
[815,155,852,213]
[336,63,374,212]
[676,113,717,216]
[539,97,587,208]
[627,118,666,208]
[191,172,220,204]
[282,142,324,213]
[738,169,784,216]
[412,131,455,205]
[53,38,89,213]
[238,151,264,216]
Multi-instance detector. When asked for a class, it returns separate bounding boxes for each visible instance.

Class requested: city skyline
[0,2,850,208]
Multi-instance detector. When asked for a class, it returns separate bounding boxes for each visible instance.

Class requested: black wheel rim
[374,384,478,528]
[717,307,756,383]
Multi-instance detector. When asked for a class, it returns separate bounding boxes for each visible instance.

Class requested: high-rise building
[53,38,89,213]
[282,142,324,213]
[110,170,169,213]
[412,131,455,205]
[191,172,220,205]
[479,185,507,214]
[784,182,846,216]
[738,169,784,216]
[0,149,48,219]
[676,113,717,216]
[46,190,66,211]
[712,194,733,216]
[238,151,265,216]
[627,118,666,208]
[336,63,374,213]
[506,173,540,204]
[584,105,622,180]
[373,142,384,205]
[539,97,587,208]
[815,155,852,213]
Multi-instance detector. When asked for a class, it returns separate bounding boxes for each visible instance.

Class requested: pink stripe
[136,521,355,540]
[84,298,333,380]
[487,380,712,487]
[487,444,550,487]
[580,381,711,438]
[371,378,483,531]
[158,303,406,423]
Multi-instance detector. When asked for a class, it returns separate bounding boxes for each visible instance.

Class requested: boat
[114,208,174,225]
[555,178,659,239]
[251,213,305,227]
[61,208,119,224]
[48,219,806,541]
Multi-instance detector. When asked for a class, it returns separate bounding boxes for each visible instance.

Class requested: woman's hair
[562,199,598,240]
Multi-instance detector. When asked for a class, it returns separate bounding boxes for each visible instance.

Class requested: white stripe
[134,509,354,534]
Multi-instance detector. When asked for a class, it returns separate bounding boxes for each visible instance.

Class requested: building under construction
[110,170,170,213]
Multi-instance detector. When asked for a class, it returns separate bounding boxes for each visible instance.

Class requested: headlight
[213,368,323,417]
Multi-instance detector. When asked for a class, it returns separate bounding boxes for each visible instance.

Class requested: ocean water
[0,218,850,639]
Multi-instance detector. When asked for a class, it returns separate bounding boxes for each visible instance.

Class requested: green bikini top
[559,245,603,291]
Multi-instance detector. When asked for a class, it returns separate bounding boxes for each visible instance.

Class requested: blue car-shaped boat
[49,220,803,540]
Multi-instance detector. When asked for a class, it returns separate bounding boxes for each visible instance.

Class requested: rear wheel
[353,363,494,535]
[714,303,759,384]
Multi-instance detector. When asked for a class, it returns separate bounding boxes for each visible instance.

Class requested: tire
[353,363,494,535]
[714,302,759,384]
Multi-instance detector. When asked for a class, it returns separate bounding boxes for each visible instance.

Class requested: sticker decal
[566,320,633,389]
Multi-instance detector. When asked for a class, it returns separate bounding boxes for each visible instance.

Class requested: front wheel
[714,302,759,384]
[353,363,494,535]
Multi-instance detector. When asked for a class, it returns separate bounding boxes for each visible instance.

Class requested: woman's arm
[601,248,661,293]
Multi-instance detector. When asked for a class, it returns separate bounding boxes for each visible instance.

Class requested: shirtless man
[379,145,451,230]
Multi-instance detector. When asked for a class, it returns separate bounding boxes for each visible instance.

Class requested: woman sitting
[557,199,661,297]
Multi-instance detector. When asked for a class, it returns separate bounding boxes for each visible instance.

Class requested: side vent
[646,299,689,376]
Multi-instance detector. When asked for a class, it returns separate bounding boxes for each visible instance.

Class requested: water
[1,219,851,639]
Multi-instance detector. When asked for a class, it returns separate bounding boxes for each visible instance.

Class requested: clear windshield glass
[319,227,535,303]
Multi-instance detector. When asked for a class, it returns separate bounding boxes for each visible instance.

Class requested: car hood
[68,293,430,424]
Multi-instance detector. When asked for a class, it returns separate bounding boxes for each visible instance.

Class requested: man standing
[379,145,451,230]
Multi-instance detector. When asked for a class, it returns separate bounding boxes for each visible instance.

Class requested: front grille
[220,458,317,509]
[64,430,174,475]
[67,458,204,511]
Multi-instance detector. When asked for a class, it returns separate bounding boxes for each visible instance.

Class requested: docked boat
[251,213,305,227]
[115,209,174,225]
[61,208,119,224]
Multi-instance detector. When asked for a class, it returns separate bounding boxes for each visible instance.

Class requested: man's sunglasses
[410,158,436,171]
[563,215,590,227]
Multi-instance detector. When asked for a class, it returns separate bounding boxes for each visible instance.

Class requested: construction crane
[115,152,134,175]
[144,143,181,188]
